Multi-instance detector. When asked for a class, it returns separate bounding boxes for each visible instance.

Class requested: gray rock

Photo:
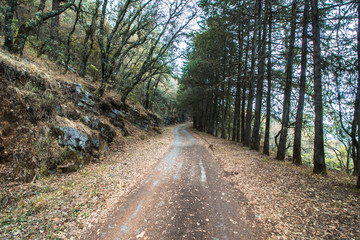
[58,126,90,152]
[136,119,149,131]
[82,115,116,142]
[54,104,63,116]
[107,108,126,132]
[74,83,95,107]
[111,108,126,118]
[111,120,124,129]
[108,112,117,119]
[90,134,100,149]
[83,115,100,129]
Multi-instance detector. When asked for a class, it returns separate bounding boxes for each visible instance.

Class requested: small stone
[136,231,145,239]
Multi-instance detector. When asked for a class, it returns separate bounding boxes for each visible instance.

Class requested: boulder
[52,126,91,152]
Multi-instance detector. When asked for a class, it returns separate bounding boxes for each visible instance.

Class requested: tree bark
[64,0,83,72]
[263,0,272,156]
[144,78,152,110]
[220,53,228,139]
[293,0,310,165]
[3,0,17,51]
[251,0,268,151]
[241,31,251,143]
[356,0,360,187]
[244,0,261,147]
[79,0,100,77]
[311,0,327,174]
[232,23,245,142]
[48,0,60,61]
[277,0,297,160]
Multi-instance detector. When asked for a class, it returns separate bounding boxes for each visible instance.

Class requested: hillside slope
[0,49,162,193]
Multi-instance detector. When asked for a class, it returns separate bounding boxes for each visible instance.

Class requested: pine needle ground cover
[193,129,360,240]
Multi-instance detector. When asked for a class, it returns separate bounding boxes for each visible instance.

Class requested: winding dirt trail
[88,124,263,240]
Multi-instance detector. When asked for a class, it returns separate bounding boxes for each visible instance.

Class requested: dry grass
[0,48,97,90]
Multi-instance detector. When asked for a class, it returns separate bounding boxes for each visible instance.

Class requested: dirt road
[88,124,263,240]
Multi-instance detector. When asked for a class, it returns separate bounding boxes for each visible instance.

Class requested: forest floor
[193,129,360,239]
[1,124,359,239]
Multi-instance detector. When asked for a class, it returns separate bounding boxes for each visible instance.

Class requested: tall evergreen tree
[311,0,327,174]
[293,0,310,165]
[263,0,272,156]
[244,0,261,147]
[277,0,297,161]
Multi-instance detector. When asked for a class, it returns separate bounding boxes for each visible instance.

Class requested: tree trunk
[293,0,309,165]
[233,25,244,142]
[11,0,74,55]
[215,90,220,137]
[3,0,17,51]
[204,97,211,133]
[64,0,82,72]
[223,79,231,139]
[244,0,261,147]
[48,0,60,61]
[311,0,327,174]
[79,34,94,77]
[356,0,360,188]
[263,0,272,156]
[351,119,358,176]
[144,78,152,110]
[232,79,240,141]
[149,75,161,111]
[79,1,99,77]
[241,31,251,143]
[277,0,297,161]
[251,0,268,151]
[206,93,213,134]
[220,87,225,138]
[193,105,198,129]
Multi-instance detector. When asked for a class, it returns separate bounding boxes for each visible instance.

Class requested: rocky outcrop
[55,126,91,152]
[0,55,163,181]
[74,83,96,111]
[82,115,116,143]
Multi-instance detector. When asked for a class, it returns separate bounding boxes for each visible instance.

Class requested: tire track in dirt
[88,123,263,240]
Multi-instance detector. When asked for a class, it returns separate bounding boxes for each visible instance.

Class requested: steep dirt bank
[0,49,168,238]
[0,124,176,239]
[0,49,161,182]
[191,129,360,240]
